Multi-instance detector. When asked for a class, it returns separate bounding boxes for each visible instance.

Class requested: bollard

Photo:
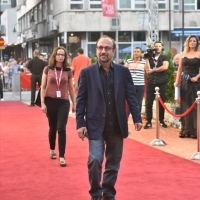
[190,91,200,160]
[150,87,167,146]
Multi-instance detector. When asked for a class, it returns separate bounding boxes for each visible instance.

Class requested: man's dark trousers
[30,74,42,105]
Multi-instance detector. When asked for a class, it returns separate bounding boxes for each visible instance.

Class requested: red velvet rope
[158,97,197,118]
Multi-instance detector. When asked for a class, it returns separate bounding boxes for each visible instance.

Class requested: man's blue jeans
[134,85,145,113]
[88,133,123,198]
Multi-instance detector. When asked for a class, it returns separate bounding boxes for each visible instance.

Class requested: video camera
[143,44,157,59]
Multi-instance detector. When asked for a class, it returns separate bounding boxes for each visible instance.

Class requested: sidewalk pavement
[127,117,200,164]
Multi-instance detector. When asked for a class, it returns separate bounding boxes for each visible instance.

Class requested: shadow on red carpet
[0,102,200,200]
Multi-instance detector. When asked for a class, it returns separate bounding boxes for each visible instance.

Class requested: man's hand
[77,127,87,141]
[135,123,143,131]
[146,68,154,74]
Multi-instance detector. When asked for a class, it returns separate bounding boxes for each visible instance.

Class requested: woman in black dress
[174,35,200,138]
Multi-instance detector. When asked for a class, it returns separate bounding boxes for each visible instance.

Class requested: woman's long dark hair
[49,46,70,68]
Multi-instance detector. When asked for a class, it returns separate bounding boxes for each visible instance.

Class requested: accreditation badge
[56,91,61,98]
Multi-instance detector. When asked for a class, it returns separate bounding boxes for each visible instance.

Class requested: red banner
[101,0,116,17]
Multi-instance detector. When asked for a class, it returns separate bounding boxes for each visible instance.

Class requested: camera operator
[144,41,169,129]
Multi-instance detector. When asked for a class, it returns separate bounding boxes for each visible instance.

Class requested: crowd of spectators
[0,58,31,92]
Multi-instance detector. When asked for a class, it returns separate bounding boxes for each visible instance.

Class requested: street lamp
[12,23,21,34]
[30,14,37,36]
[30,15,36,24]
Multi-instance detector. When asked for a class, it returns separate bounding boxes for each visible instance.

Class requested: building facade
[5,0,200,60]
[0,0,16,60]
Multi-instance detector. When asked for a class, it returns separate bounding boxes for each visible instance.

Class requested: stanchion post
[150,87,166,146]
[155,87,159,139]
[190,91,200,160]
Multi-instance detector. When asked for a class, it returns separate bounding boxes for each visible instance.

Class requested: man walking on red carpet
[71,47,91,92]
[76,35,143,200]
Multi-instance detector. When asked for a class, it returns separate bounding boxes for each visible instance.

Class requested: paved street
[2,90,35,103]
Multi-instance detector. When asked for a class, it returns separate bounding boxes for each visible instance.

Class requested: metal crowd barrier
[151,87,200,161]
[10,73,21,101]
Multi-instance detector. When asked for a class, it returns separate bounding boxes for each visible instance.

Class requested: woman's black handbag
[34,66,49,107]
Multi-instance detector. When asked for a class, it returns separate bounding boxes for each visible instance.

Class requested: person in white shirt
[125,47,145,112]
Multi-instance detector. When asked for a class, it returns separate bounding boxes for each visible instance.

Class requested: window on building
[88,32,101,42]
[1,0,10,3]
[133,31,146,41]
[89,0,101,9]
[49,0,53,14]
[118,31,131,42]
[88,44,96,58]
[22,16,25,31]
[184,0,195,10]
[103,32,116,40]
[134,0,147,9]
[119,0,131,9]
[38,3,43,22]
[27,11,30,28]
[43,0,47,20]
[24,14,27,29]
[70,0,83,10]
[158,0,166,9]
[34,7,38,25]
[174,0,179,10]
[26,13,29,28]
[19,18,22,32]
[197,0,200,9]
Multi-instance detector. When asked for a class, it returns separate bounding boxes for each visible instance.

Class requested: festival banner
[101,0,116,17]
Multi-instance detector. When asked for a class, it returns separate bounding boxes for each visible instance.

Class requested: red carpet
[0,102,200,200]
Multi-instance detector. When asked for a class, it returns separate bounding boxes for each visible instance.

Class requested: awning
[171,28,200,37]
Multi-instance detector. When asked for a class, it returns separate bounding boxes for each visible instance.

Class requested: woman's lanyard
[54,68,63,98]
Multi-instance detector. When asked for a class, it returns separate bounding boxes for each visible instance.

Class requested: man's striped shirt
[126,58,145,86]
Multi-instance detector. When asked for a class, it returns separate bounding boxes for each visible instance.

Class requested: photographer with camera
[144,41,169,129]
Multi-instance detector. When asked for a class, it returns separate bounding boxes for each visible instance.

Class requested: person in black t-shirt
[144,41,169,129]
[26,50,45,106]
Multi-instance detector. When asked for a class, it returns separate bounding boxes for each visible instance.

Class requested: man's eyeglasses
[96,46,113,51]
[56,54,65,57]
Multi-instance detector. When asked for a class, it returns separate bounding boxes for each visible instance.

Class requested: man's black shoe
[160,121,167,128]
[91,197,101,200]
[28,104,35,107]
[144,122,152,129]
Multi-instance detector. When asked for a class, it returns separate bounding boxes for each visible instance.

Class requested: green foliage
[125,53,131,61]
[165,50,175,103]
[91,55,96,63]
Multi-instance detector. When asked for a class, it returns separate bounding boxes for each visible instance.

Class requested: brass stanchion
[190,91,200,160]
[150,87,167,146]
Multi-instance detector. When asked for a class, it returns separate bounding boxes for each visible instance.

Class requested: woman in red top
[40,46,75,166]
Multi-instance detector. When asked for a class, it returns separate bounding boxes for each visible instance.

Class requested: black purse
[34,66,49,107]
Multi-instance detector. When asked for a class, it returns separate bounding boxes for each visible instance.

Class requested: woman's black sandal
[179,130,190,138]
[190,134,197,139]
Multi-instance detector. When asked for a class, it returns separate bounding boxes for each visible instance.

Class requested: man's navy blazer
[76,62,142,140]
